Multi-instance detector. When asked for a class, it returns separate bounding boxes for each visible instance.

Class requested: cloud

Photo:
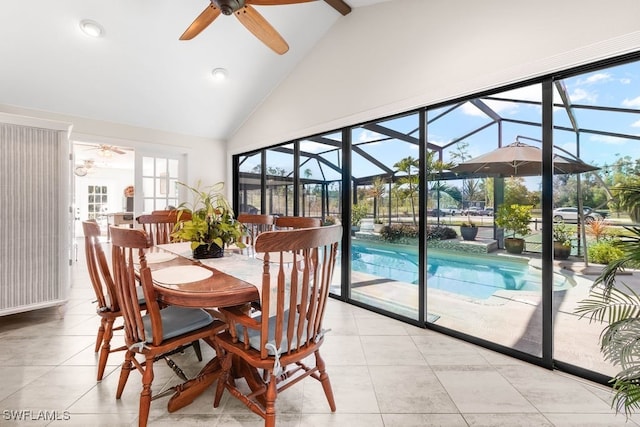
[632,119,640,128]
[569,88,597,103]
[622,96,640,107]
[577,72,612,85]
[588,134,629,145]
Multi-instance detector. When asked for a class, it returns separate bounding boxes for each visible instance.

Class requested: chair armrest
[220,305,261,330]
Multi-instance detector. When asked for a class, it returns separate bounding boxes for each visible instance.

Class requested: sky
[240,58,640,186]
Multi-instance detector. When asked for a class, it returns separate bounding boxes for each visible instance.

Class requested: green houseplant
[171,181,245,259]
[576,184,640,416]
[494,203,532,254]
[553,220,572,260]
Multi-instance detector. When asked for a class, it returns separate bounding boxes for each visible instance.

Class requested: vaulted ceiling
[0,0,391,140]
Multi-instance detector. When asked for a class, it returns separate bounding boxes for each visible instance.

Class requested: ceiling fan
[94,144,126,155]
[180,0,352,55]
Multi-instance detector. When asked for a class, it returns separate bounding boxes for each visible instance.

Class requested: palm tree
[394,156,419,224]
[368,177,386,223]
[576,183,640,416]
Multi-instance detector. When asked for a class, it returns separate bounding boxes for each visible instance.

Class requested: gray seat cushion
[143,306,213,343]
[136,286,145,305]
[236,310,307,355]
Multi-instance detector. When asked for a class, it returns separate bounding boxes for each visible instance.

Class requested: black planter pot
[460,226,478,241]
[193,243,224,259]
[553,241,571,260]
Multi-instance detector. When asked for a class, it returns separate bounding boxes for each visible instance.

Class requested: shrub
[426,225,457,241]
[380,224,418,242]
[588,240,624,265]
[379,224,456,242]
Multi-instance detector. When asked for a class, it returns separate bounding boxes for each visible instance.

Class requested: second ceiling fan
[180,0,351,55]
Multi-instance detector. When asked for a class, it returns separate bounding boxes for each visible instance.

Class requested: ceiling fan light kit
[180,0,351,55]
[211,68,228,81]
[79,19,104,38]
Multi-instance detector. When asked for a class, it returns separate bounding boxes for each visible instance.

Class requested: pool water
[351,241,575,300]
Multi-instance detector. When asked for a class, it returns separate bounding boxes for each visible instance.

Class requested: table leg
[231,355,267,407]
[167,356,222,412]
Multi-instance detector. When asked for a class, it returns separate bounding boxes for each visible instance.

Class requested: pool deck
[349,247,640,377]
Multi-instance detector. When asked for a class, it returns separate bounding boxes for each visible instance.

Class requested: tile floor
[0,243,637,426]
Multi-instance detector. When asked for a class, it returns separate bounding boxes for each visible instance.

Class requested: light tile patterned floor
[0,244,637,426]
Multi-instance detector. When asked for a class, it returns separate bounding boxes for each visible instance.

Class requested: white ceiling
[0,0,391,141]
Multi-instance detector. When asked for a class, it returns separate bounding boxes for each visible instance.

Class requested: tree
[368,177,387,222]
[394,156,419,225]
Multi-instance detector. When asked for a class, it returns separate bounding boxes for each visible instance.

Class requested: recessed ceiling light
[79,19,104,38]
[211,68,228,82]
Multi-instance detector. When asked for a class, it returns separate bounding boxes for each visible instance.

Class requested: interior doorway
[72,142,135,239]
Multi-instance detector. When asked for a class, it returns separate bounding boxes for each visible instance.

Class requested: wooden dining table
[144,242,262,413]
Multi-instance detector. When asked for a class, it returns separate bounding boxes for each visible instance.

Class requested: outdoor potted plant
[171,181,245,259]
[460,216,478,241]
[351,203,367,234]
[373,218,384,233]
[553,220,572,260]
[494,203,532,254]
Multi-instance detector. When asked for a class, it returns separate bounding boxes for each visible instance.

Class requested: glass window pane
[142,177,154,198]
[168,159,179,177]
[238,152,262,214]
[142,156,154,176]
[350,112,419,319]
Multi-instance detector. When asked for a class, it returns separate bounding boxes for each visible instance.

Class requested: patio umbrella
[449,141,599,177]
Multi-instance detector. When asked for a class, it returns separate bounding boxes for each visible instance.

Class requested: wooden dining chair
[136,211,191,246]
[274,215,322,229]
[83,219,139,381]
[110,226,226,427]
[237,213,274,247]
[213,225,342,427]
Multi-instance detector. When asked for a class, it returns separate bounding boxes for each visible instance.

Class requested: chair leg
[138,355,155,427]
[315,350,336,412]
[95,317,107,353]
[97,318,115,381]
[192,340,203,362]
[116,351,134,399]
[264,374,278,427]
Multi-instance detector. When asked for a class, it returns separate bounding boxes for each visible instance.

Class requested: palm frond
[611,378,640,417]
[575,285,640,324]
[601,318,640,367]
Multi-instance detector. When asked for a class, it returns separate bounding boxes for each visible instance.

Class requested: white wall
[228,0,640,154]
[0,104,226,187]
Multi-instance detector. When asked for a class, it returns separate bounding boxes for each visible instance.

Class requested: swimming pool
[351,241,576,299]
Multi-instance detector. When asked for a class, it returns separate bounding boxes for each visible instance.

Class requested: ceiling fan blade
[111,147,126,155]
[248,0,317,5]
[180,4,222,40]
[234,5,289,55]
[324,0,351,15]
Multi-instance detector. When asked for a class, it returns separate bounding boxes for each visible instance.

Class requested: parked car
[483,207,494,216]
[439,207,458,215]
[552,207,602,223]
[462,206,482,216]
[427,208,445,217]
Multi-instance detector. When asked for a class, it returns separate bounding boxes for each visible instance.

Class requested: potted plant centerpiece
[171,181,245,259]
[494,203,532,254]
[553,220,572,260]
